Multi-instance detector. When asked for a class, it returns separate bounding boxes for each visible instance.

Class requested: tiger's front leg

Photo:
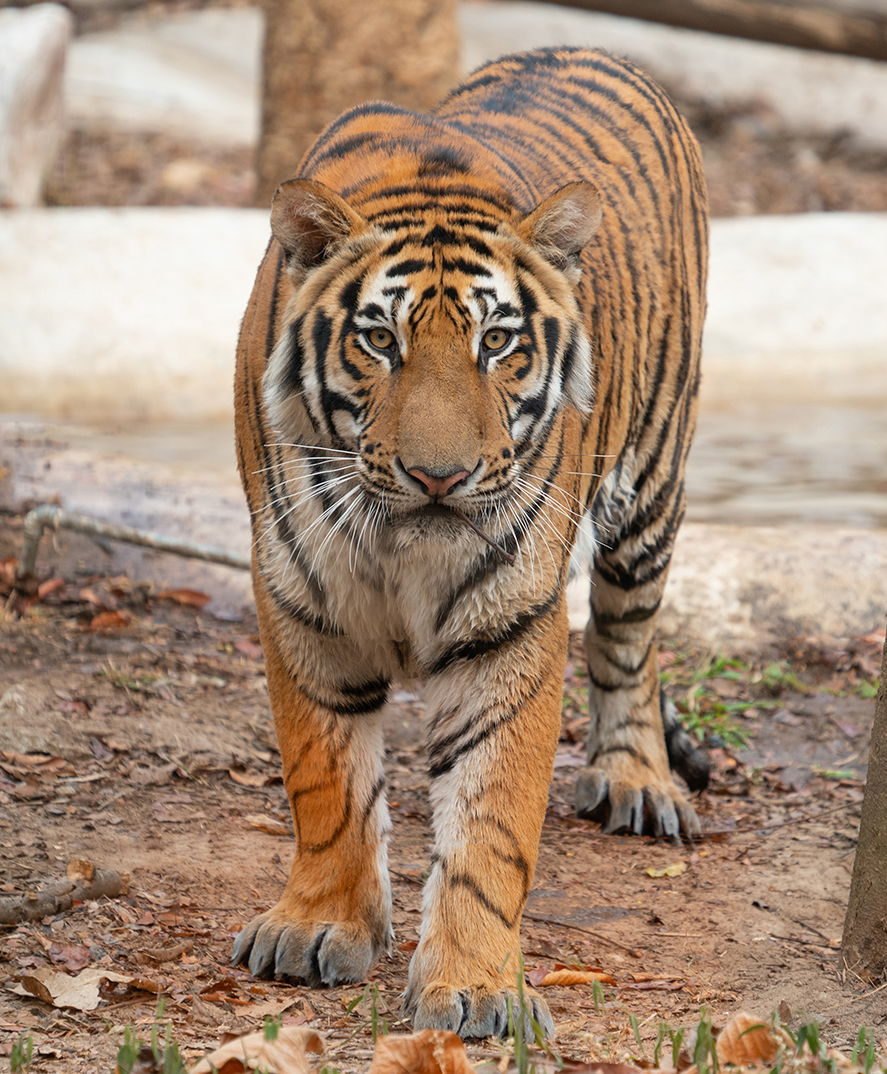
[403,601,569,1039]
[232,581,393,986]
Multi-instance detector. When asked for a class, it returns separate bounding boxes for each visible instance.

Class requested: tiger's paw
[405,981,554,1040]
[232,906,389,987]
[574,766,700,839]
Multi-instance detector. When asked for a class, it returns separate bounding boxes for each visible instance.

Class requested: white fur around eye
[476,321,522,367]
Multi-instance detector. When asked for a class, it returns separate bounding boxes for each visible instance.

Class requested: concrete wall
[2,208,885,422]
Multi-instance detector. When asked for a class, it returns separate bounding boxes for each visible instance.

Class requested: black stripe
[327,678,389,715]
[304,792,352,853]
[446,870,517,928]
[429,594,557,677]
[360,776,386,837]
[428,673,545,780]
[588,743,652,768]
[263,579,340,637]
[434,546,504,634]
[279,316,306,397]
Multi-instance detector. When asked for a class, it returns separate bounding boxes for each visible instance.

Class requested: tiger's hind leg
[232,579,394,986]
[575,473,708,839]
[661,687,710,794]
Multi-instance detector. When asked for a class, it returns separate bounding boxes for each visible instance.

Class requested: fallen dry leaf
[238,997,300,1020]
[156,588,211,609]
[45,940,91,972]
[190,1025,324,1073]
[234,636,263,659]
[0,556,18,586]
[134,939,195,965]
[645,861,687,879]
[199,975,241,996]
[621,979,683,992]
[130,762,178,786]
[0,751,67,771]
[535,968,617,988]
[56,697,90,714]
[245,813,291,836]
[716,1011,793,1066]
[79,586,115,608]
[368,1030,474,1074]
[88,610,131,632]
[36,577,65,600]
[9,967,151,1011]
[477,1059,643,1074]
[229,767,273,788]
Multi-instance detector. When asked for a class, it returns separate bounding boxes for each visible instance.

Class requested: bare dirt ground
[1,559,884,1071]
[45,112,887,216]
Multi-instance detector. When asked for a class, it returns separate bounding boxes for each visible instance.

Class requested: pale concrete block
[64,7,262,144]
[2,209,885,422]
[703,213,887,404]
[0,3,72,207]
[567,523,887,645]
[0,207,269,422]
[59,3,887,152]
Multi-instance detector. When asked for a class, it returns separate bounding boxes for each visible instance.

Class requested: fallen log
[525,0,887,62]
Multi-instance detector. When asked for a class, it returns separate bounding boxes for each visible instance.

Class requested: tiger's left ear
[518,181,602,280]
[271,178,367,276]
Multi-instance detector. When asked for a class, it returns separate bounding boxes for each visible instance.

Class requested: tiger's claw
[232,908,383,987]
[406,981,554,1041]
[574,766,700,839]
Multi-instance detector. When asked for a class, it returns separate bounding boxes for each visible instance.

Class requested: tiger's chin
[387,503,470,539]
[377,501,500,559]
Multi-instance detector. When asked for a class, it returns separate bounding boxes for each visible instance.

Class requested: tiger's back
[234,47,708,1038]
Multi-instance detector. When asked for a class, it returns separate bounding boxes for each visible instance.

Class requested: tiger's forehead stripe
[355,243,523,334]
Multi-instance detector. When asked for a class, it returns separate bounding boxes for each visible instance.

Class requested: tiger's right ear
[271,179,367,274]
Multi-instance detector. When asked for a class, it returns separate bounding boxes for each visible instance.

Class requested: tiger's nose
[407,467,469,498]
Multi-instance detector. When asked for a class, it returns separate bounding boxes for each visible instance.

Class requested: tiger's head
[263,174,601,551]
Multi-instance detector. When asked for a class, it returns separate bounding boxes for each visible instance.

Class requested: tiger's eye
[483,328,510,352]
[368,328,394,351]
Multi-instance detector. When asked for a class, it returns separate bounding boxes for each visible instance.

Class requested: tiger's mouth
[395,502,515,564]
[414,503,456,519]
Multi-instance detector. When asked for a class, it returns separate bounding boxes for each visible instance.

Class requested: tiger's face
[263,178,601,548]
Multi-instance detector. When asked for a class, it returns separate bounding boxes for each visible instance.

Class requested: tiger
[232,46,709,1039]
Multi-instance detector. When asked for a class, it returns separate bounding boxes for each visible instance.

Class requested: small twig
[390,870,424,886]
[16,504,249,579]
[785,914,836,943]
[99,996,170,1013]
[522,911,642,957]
[134,939,195,965]
[0,868,130,925]
[653,931,708,938]
[698,800,853,839]
[770,932,834,950]
[449,507,516,565]
[824,979,887,1010]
